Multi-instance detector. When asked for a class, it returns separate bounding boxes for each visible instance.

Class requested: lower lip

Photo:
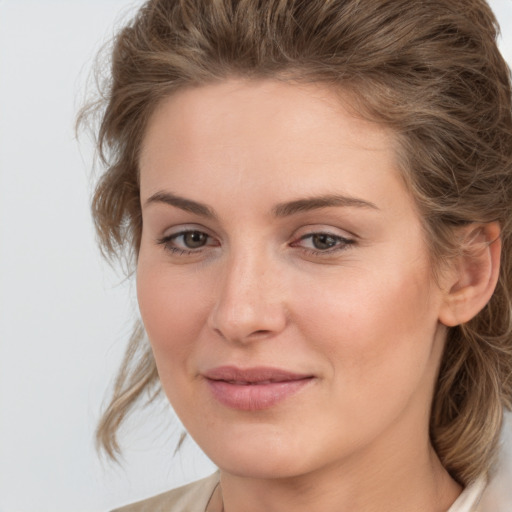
[206,378,313,411]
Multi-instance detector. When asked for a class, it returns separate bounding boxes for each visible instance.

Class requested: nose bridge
[209,243,286,342]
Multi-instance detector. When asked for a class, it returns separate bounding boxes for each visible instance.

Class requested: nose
[207,248,288,344]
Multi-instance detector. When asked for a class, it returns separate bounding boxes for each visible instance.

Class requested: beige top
[112,472,487,512]
[111,473,220,512]
[448,477,486,512]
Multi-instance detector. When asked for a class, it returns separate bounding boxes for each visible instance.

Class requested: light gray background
[0,1,511,511]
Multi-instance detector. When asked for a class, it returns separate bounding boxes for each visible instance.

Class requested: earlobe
[439,222,501,327]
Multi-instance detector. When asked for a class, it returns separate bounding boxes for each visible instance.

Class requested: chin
[193,425,320,480]
[216,453,307,480]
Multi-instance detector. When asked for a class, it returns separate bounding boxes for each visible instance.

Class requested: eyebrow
[144,191,378,218]
[272,194,379,217]
[144,191,217,218]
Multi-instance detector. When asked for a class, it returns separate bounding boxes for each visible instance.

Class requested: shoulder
[111,472,220,512]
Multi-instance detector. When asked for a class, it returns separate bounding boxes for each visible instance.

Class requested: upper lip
[203,366,313,384]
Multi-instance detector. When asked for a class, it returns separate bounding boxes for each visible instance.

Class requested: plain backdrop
[0,1,511,511]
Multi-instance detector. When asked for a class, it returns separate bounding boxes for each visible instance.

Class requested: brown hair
[82,0,512,485]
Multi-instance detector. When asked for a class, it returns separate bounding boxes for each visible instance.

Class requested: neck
[213,436,461,512]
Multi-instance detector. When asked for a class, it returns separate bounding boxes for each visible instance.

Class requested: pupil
[312,234,337,250]
[184,231,207,248]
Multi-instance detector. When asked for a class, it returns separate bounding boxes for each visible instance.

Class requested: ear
[439,222,501,327]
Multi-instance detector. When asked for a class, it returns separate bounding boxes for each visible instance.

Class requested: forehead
[141,79,392,162]
[139,79,410,215]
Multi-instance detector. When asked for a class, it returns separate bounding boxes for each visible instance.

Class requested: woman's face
[137,79,451,479]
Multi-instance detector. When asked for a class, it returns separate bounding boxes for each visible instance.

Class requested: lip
[203,366,314,411]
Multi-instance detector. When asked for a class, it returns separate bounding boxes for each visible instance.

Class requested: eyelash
[157,230,355,257]
[291,232,355,256]
[157,230,217,255]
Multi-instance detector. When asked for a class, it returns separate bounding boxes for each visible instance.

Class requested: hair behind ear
[431,221,512,484]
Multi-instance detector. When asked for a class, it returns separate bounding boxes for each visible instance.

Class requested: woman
[83,0,512,510]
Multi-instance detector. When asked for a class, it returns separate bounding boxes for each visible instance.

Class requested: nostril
[252,330,272,336]
[216,328,270,337]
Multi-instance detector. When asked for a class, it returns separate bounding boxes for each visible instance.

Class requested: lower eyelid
[156,230,220,256]
[157,228,354,253]
[292,233,355,253]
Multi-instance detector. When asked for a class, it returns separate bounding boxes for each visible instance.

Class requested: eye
[179,231,209,249]
[291,231,355,255]
[157,229,218,255]
[309,233,342,250]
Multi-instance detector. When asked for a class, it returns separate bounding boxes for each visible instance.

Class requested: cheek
[294,261,441,378]
[293,266,444,442]
[136,261,208,371]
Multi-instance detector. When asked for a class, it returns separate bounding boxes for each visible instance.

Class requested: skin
[137,79,464,511]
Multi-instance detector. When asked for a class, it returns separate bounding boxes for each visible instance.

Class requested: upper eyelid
[297,230,352,239]
[156,224,357,245]
[292,232,354,246]
[292,224,358,240]
[160,229,215,243]
[160,223,215,238]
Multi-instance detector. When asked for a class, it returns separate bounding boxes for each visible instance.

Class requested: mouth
[203,366,314,411]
